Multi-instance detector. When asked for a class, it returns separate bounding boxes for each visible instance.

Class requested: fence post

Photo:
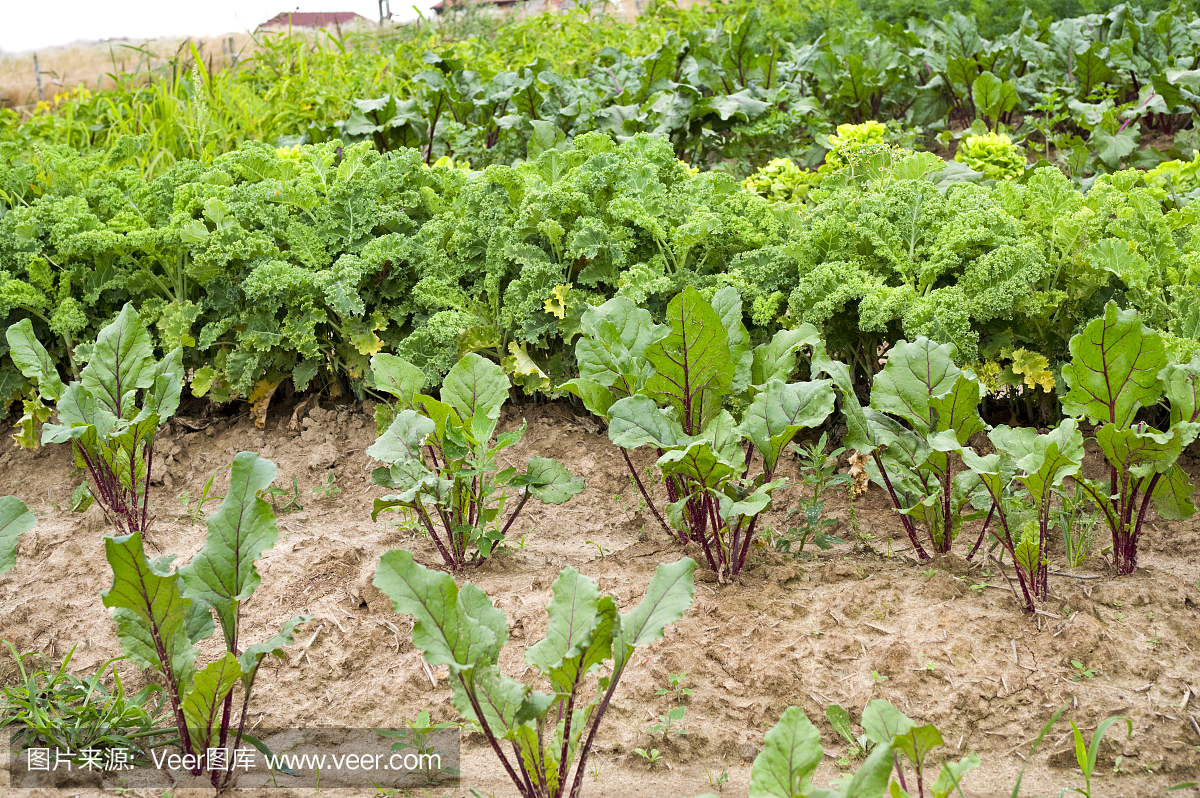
[33,53,44,102]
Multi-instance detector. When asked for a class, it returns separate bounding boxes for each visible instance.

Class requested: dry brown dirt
[1,398,1199,798]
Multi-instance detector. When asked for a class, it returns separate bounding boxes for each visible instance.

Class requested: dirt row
[1,398,1198,797]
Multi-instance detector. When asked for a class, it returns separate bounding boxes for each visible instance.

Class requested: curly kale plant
[102,452,309,789]
[816,337,987,561]
[8,304,181,537]
[368,351,584,570]
[1060,303,1199,575]
[375,552,695,798]
[954,132,1025,181]
[564,287,835,579]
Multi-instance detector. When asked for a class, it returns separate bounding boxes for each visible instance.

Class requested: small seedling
[920,567,939,579]
[262,478,304,513]
[376,710,460,781]
[584,540,609,559]
[825,704,871,760]
[705,767,729,791]
[634,748,661,769]
[1067,716,1132,798]
[870,671,888,683]
[312,473,341,499]
[178,469,221,526]
[649,705,688,737]
[1071,660,1096,681]
[969,582,986,594]
[655,673,693,700]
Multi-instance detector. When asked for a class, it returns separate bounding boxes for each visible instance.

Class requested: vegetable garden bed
[0,397,1196,796]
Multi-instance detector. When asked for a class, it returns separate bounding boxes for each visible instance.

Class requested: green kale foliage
[1,129,1198,429]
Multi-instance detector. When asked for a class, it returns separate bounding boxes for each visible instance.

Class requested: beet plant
[7,305,182,537]
[563,287,834,579]
[694,699,977,798]
[1060,303,1199,575]
[374,551,695,798]
[102,452,309,789]
[368,351,584,570]
[0,496,35,574]
[961,421,1085,610]
[814,338,987,561]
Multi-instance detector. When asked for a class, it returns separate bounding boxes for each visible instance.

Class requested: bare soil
[1,398,1199,798]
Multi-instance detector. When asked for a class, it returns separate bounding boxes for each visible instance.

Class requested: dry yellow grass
[0,33,255,109]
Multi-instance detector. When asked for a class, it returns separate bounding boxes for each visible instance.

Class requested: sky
[1,0,439,53]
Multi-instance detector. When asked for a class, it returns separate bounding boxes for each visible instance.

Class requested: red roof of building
[259,11,368,28]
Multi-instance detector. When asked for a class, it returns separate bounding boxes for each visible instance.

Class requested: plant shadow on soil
[1,398,1199,798]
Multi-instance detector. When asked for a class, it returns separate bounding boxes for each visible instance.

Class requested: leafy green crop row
[4,131,1197,429]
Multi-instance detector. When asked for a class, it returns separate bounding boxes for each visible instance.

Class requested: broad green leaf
[658,441,737,487]
[370,353,425,404]
[608,394,692,449]
[179,453,279,651]
[841,739,896,798]
[1162,355,1200,425]
[102,531,204,687]
[751,325,822,387]
[717,489,773,522]
[558,378,615,421]
[711,287,752,394]
[741,379,836,473]
[1014,420,1085,512]
[525,567,601,674]
[547,596,617,695]
[81,304,155,418]
[972,71,1018,120]
[373,549,504,672]
[181,652,243,753]
[576,297,668,396]
[931,752,981,798]
[1151,463,1197,520]
[748,706,822,798]
[139,367,183,424]
[451,663,546,744]
[0,495,35,575]
[928,373,986,445]
[441,352,509,433]
[614,558,696,670]
[1013,526,1041,580]
[1062,302,1167,427]
[813,343,881,455]
[644,287,735,435]
[1095,423,1191,480]
[367,409,436,465]
[521,456,585,504]
[861,699,915,745]
[825,704,854,745]
[6,319,64,400]
[871,338,961,433]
